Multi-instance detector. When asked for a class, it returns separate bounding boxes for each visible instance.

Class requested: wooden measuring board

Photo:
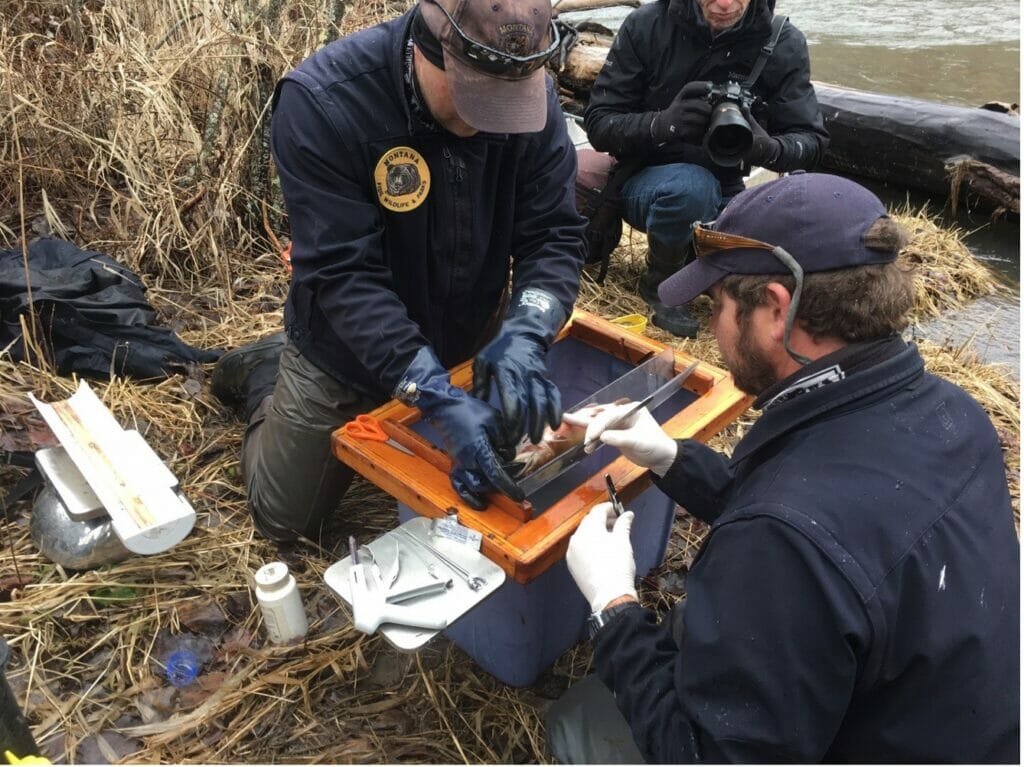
[29,381,195,555]
[332,310,751,584]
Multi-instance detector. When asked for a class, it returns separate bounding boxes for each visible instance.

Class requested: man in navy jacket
[212,0,586,541]
[549,173,1019,763]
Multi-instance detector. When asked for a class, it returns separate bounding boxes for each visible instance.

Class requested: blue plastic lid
[165,650,199,688]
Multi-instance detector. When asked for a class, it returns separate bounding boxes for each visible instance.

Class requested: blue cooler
[397,337,692,687]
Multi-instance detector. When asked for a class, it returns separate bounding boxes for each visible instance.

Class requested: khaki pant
[241,342,379,541]
[546,612,684,763]
[545,674,645,764]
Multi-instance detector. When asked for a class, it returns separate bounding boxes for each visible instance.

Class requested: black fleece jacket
[584,0,829,195]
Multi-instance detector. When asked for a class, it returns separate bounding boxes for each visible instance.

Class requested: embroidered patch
[374,146,430,212]
[518,288,553,313]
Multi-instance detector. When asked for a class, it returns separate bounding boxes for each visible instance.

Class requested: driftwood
[550,42,1021,215]
[947,158,1020,217]
[553,42,609,92]
[552,0,639,15]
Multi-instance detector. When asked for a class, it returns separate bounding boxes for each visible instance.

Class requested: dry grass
[0,1,1018,763]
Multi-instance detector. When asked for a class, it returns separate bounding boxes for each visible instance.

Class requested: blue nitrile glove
[472,288,567,445]
[396,347,524,510]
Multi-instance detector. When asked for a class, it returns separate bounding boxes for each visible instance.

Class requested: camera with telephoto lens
[703,80,756,168]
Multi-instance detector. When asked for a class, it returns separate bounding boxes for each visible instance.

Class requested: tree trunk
[552,0,638,15]
[813,83,1019,214]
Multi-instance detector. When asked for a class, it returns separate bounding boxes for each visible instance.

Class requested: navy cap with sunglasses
[657,172,902,364]
[419,0,559,134]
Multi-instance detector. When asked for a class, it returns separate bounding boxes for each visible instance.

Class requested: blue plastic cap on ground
[165,650,199,687]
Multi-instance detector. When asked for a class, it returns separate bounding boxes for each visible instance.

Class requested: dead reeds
[0,0,1018,763]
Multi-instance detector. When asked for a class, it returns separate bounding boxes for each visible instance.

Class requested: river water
[775,0,1020,372]
[559,0,1021,372]
[775,0,1021,107]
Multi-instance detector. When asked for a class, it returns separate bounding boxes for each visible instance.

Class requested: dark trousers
[547,604,685,763]
[546,674,646,764]
[241,342,379,541]
[619,162,723,249]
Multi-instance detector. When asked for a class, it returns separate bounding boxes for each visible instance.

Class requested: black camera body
[703,80,756,168]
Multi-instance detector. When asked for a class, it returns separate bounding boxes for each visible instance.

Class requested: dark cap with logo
[658,173,900,306]
[418,0,557,134]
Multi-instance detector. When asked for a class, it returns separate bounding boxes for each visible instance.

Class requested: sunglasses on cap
[691,221,812,366]
[424,0,561,76]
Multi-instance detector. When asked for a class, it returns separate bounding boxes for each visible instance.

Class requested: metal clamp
[394,527,487,591]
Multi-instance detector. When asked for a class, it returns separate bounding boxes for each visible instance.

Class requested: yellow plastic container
[610,313,648,334]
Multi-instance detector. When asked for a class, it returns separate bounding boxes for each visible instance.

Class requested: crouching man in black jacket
[547,173,1019,763]
[584,0,828,337]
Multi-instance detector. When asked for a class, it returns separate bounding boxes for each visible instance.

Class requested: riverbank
[0,205,1017,763]
[0,0,1019,762]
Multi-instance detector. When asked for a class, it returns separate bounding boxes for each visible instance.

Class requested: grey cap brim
[443,48,548,134]
[658,259,730,306]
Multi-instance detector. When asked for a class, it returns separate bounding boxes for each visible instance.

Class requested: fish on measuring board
[510,399,628,476]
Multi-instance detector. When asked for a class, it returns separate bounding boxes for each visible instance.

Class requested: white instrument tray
[324,516,505,651]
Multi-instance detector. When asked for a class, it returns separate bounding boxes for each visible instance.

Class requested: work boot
[638,236,699,338]
[211,332,286,420]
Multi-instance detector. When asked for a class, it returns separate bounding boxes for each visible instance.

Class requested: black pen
[605,474,626,518]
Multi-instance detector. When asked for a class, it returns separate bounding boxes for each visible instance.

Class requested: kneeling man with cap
[210,0,586,541]
[546,172,1020,763]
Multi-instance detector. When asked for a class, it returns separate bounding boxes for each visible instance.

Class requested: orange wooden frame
[332,310,752,584]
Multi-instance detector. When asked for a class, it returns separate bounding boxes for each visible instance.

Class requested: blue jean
[619,163,724,248]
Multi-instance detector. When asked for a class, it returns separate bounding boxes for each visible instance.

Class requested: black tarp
[0,238,219,379]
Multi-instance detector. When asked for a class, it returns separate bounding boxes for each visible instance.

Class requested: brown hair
[719,218,915,343]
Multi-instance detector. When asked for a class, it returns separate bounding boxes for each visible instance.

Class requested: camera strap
[742,15,788,90]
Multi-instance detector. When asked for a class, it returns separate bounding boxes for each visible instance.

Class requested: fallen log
[552,0,639,15]
[813,83,1019,216]
[551,42,1021,216]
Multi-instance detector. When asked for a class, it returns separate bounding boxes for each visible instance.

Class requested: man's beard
[725,320,777,396]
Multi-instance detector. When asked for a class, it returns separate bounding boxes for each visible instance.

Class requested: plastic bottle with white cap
[254,561,308,643]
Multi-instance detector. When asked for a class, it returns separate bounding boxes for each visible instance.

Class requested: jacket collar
[730,341,926,468]
[755,336,907,411]
[389,10,431,135]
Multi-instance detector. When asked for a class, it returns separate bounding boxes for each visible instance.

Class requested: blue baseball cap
[658,173,899,306]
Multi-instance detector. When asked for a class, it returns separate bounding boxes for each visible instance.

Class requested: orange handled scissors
[342,415,414,455]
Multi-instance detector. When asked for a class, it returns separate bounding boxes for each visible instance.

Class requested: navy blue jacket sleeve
[593,514,868,763]
[654,439,734,524]
[509,82,587,313]
[271,80,431,393]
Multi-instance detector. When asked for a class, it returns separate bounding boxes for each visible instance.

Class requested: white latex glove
[563,402,679,477]
[566,502,638,613]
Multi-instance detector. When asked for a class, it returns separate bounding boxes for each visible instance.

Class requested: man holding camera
[211,0,586,542]
[545,174,1019,763]
[583,0,828,337]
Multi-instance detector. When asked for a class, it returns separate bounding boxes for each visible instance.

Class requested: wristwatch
[587,602,639,639]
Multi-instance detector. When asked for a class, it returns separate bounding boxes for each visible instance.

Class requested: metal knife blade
[581,360,700,451]
[516,359,700,497]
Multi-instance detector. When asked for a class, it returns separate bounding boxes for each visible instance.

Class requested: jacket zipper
[442,145,471,333]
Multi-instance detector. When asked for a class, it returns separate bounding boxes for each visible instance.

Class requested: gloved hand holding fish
[510,400,629,475]
[563,402,679,477]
